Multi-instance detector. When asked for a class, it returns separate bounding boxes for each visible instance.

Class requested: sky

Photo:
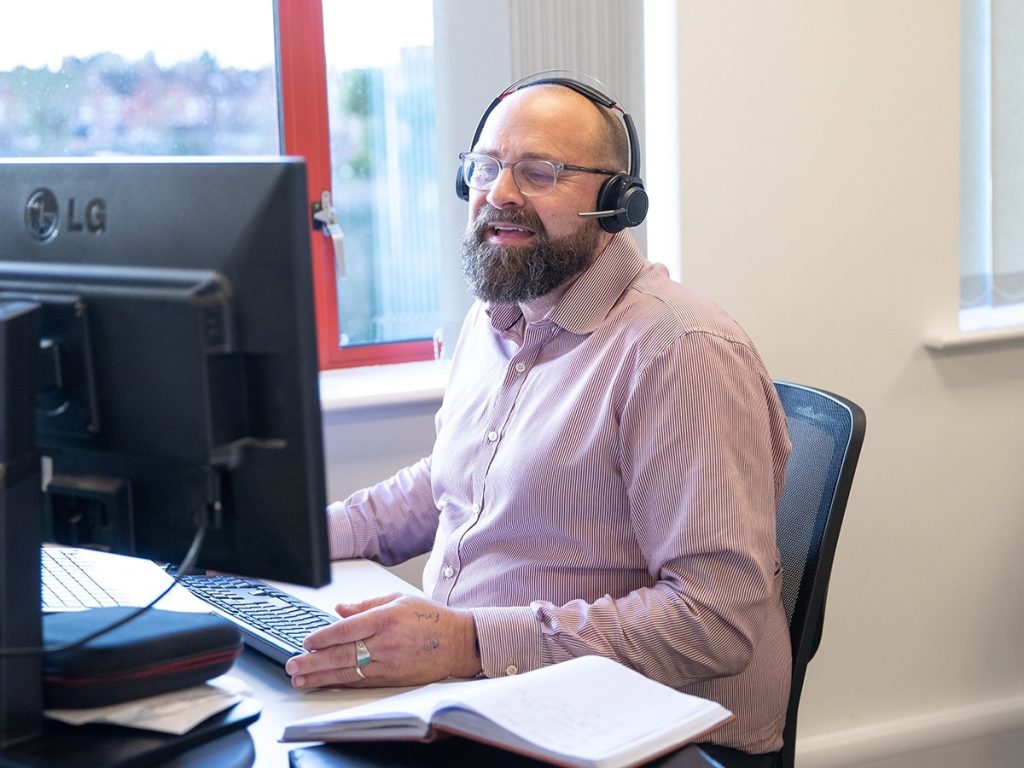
[0,1,433,71]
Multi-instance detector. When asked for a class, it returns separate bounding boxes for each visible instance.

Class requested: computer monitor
[0,157,330,586]
[0,158,331,754]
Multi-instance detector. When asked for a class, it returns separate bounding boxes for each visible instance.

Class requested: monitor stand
[0,301,259,767]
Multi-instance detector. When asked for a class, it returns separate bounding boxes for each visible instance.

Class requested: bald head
[477,83,630,174]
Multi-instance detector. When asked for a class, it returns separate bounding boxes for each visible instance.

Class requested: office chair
[773,381,866,768]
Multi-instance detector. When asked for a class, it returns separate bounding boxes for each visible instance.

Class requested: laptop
[41,545,208,614]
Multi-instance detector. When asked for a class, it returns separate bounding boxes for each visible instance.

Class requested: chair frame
[773,381,866,768]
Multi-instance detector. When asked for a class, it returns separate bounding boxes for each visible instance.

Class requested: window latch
[312,190,346,278]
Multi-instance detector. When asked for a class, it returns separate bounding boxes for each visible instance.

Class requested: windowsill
[925,304,1024,351]
[925,325,1024,351]
[319,360,449,413]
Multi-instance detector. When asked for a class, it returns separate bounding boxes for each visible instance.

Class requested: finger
[303,617,375,652]
[302,602,384,650]
[286,642,351,677]
[333,592,404,617]
[291,661,370,690]
[292,636,381,678]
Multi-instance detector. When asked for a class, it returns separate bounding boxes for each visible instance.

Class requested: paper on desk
[45,674,252,735]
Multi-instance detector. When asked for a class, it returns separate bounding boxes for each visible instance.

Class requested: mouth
[485,221,536,245]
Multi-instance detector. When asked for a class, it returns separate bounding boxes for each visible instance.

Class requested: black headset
[455,72,648,234]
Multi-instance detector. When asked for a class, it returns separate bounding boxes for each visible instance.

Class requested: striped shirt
[329,231,792,754]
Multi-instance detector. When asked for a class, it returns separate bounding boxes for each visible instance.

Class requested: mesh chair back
[774,381,866,768]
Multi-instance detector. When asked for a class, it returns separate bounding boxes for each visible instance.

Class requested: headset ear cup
[595,175,627,233]
[621,182,649,228]
[455,166,470,202]
[593,175,648,233]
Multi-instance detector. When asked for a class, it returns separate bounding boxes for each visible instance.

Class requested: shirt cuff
[326,501,361,560]
[469,606,542,678]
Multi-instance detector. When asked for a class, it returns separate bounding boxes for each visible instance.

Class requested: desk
[3,561,724,767]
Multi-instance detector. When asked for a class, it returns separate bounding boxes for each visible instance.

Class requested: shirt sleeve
[327,456,441,565]
[474,331,788,687]
[327,302,485,567]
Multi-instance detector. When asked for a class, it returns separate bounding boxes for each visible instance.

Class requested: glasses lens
[514,160,558,195]
[464,154,499,190]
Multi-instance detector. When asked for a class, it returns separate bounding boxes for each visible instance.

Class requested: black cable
[0,518,208,657]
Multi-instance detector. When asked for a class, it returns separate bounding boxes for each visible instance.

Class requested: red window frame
[276,0,435,369]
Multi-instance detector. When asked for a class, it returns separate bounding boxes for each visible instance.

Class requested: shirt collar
[550,232,646,335]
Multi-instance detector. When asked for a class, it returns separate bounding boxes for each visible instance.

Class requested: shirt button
[487,430,499,442]
[505,664,518,676]
[514,361,526,373]
[442,565,455,579]
[471,502,480,514]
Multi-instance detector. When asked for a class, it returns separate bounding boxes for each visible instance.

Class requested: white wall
[673,1,1024,765]
[322,1,1024,765]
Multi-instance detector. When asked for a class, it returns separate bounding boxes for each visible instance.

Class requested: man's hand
[284,593,482,689]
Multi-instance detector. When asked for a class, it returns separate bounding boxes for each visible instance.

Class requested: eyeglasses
[458,152,619,197]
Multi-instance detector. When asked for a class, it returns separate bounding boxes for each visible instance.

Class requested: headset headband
[469,71,642,182]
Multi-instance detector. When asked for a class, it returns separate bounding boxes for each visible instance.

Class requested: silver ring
[355,639,372,667]
[354,665,366,680]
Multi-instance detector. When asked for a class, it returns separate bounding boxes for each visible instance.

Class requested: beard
[460,206,601,304]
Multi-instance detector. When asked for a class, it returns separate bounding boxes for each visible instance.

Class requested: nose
[485,165,525,209]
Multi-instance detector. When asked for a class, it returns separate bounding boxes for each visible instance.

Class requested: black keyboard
[178,574,336,665]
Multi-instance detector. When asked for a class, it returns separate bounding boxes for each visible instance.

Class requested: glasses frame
[458,151,619,197]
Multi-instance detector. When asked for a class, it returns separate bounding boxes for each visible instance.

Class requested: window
[1,0,439,369]
[278,0,442,367]
[2,0,646,370]
[961,0,1024,332]
[322,1,441,359]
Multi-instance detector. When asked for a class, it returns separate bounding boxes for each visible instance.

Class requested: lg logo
[24,188,107,242]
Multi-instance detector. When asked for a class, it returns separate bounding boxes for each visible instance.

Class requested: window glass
[960,0,1024,331]
[0,2,277,157]
[322,1,441,348]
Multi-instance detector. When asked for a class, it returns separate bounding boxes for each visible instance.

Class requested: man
[285,74,792,765]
